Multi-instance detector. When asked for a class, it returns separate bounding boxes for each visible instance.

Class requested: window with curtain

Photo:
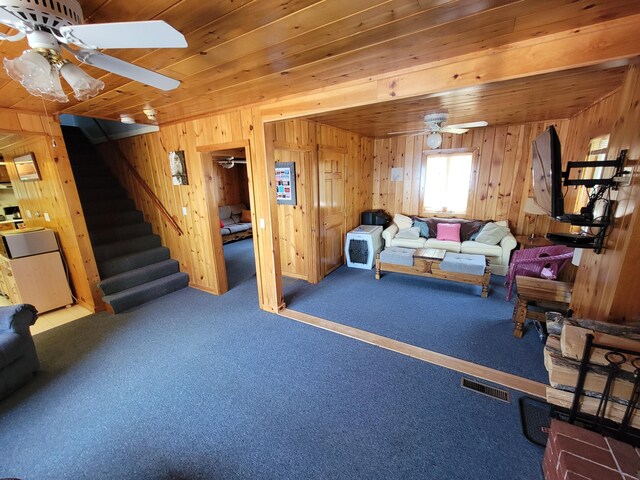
[573,134,610,214]
[422,151,473,215]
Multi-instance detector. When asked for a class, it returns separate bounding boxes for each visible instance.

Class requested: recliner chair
[0,304,39,400]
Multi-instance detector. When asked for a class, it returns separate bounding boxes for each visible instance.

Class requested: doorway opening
[203,144,255,292]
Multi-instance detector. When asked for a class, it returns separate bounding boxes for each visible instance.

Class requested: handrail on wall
[92,119,184,236]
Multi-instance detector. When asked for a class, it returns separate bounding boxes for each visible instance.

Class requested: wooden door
[318,146,346,276]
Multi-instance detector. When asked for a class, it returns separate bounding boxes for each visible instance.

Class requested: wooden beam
[260,14,640,121]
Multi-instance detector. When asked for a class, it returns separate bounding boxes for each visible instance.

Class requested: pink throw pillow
[436,223,461,242]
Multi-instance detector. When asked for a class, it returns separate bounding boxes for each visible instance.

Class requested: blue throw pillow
[413,220,430,238]
[470,231,480,241]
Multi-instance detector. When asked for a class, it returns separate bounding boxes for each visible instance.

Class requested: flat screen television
[530,125,564,218]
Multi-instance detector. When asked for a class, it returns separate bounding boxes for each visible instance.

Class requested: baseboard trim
[280,308,546,399]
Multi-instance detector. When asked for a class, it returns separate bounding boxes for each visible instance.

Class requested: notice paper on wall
[275,162,296,205]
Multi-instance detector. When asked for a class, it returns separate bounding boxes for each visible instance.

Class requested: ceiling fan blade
[60,21,187,49]
[445,121,488,129]
[440,127,469,134]
[74,50,180,91]
[0,7,27,28]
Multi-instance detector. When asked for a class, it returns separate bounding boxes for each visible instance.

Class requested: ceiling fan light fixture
[426,132,443,149]
[3,49,69,101]
[59,61,104,101]
[40,68,69,102]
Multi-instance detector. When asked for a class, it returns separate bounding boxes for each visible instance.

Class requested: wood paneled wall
[372,121,579,237]
[268,119,373,282]
[0,120,101,311]
[211,163,250,208]
[570,66,640,322]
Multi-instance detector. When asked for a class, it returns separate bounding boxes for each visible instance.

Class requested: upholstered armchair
[505,246,574,301]
[0,304,39,400]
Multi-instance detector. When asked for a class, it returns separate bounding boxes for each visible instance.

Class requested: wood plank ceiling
[0,0,638,133]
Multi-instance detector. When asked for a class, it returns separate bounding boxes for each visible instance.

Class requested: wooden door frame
[197,140,255,296]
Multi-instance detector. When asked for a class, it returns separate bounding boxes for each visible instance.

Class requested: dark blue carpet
[0,240,544,479]
[284,264,548,383]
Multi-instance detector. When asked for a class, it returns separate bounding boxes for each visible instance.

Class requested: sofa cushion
[440,253,486,276]
[218,205,232,221]
[393,213,413,230]
[225,223,251,234]
[460,220,488,241]
[417,218,486,241]
[424,238,461,253]
[475,222,510,245]
[231,214,241,223]
[380,246,415,266]
[437,223,461,242]
[395,227,420,239]
[413,220,429,238]
[460,240,502,257]
[229,204,244,215]
[390,237,427,248]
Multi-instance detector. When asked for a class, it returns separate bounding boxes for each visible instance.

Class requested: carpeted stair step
[93,234,162,262]
[77,186,129,202]
[102,272,189,313]
[98,259,181,296]
[82,198,136,214]
[90,222,152,245]
[70,163,112,177]
[98,246,171,278]
[85,210,144,230]
[75,176,121,189]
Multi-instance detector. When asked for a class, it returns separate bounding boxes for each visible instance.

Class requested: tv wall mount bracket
[548,149,630,254]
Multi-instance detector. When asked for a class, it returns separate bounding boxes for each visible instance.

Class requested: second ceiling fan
[389,112,488,148]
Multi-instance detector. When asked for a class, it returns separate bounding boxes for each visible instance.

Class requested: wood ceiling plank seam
[82,0,183,24]
[512,0,640,32]
[164,1,521,89]
[67,10,640,124]
[66,14,640,122]
[90,0,324,72]
[174,11,624,107]
[57,0,520,114]
[75,17,524,116]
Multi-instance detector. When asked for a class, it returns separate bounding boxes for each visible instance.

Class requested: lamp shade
[426,132,442,149]
[59,62,105,101]
[523,197,548,216]
[4,50,67,102]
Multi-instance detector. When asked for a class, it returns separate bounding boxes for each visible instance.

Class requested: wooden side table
[512,276,571,338]
[515,235,553,250]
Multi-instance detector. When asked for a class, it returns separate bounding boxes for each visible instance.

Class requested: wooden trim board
[280,308,547,399]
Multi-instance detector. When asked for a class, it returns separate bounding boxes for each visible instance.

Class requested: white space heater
[345,225,383,269]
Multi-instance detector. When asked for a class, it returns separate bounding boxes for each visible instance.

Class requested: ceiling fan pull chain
[40,98,57,148]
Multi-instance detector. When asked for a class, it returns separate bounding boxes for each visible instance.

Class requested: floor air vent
[461,378,510,403]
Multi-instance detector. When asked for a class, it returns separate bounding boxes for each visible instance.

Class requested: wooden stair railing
[92,120,183,236]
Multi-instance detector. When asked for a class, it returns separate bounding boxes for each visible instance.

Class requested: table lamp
[523,197,547,239]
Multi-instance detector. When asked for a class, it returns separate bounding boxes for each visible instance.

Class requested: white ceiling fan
[389,111,488,148]
[0,0,187,102]
[214,156,247,169]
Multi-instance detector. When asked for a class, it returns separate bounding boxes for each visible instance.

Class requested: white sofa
[382,217,516,276]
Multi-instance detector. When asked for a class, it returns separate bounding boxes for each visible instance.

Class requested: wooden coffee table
[375,248,491,297]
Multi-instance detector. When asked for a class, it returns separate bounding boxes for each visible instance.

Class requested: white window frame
[419,149,475,217]
[573,134,610,214]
